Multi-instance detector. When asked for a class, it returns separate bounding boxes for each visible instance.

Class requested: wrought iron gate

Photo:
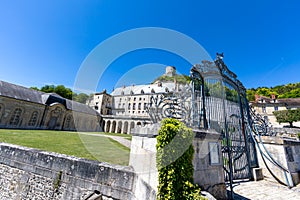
[146,53,259,198]
[190,54,258,183]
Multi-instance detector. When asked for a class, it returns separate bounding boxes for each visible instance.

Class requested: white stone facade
[250,95,300,127]
[87,80,180,134]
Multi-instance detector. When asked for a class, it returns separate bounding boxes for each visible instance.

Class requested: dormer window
[141,89,145,94]
[151,88,155,93]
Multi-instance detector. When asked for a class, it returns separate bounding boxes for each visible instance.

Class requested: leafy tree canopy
[273,108,300,127]
[30,85,89,104]
[246,82,300,101]
[152,74,191,85]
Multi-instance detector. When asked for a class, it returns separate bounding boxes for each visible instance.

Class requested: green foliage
[73,93,89,104]
[156,118,206,200]
[273,108,300,127]
[152,74,191,85]
[278,88,300,98]
[246,89,256,101]
[256,87,273,97]
[54,171,62,191]
[30,84,89,104]
[30,86,40,91]
[246,82,300,101]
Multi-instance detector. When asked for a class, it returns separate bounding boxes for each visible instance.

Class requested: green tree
[40,85,55,93]
[273,108,300,127]
[278,88,300,98]
[156,118,205,200]
[54,85,74,99]
[30,87,40,91]
[256,87,272,97]
[246,89,256,101]
[73,93,89,104]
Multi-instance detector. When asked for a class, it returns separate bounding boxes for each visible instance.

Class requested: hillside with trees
[152,74,191,85]
[246,82,300,101]
[30,85,89,104]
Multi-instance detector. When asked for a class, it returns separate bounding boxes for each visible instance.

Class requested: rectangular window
[262,106,266,113]
[138,103,141,110]
[133,103,136,110]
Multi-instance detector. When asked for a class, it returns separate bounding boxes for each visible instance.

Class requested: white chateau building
[87,66,183,134]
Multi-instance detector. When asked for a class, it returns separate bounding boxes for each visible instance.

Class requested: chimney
[271,93,276,100]
[255,94,259,102]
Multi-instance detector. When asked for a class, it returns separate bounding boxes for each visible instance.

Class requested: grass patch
[86,132,132,141]
[0,129,130,165]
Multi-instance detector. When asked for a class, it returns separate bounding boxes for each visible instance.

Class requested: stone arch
[123,121,129,134]
[105,120,111,132]
[129,121,135,133]
[47,106,63,130]
[137,121,142,126]
[9,108,23,126]
[102,120,105,132]
[0,103,4,123]
[28,111,39,127]
[111,121,116,133]
[117,121,122,133]
[64,113,74,130]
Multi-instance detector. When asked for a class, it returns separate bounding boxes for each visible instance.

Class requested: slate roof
[111,82,180,96]
[0,80,44,104]
[0,80,98,115]
[251,95,300,107]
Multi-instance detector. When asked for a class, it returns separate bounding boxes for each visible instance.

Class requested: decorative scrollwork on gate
[146,84,192,124]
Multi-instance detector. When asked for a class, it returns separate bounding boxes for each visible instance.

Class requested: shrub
[156,118,206,200]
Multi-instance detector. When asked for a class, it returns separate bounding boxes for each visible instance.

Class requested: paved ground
[229,178,300,200]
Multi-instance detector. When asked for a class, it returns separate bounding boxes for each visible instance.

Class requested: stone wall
[257,136,300,186]
[129,125,226,200]
[0,143,156,200]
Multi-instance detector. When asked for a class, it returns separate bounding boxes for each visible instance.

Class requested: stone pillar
[129,125,227,199]
[192,129,227,200]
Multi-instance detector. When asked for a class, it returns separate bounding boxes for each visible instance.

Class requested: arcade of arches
[102,119,143,134]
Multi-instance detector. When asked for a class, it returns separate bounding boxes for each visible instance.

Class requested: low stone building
[0,80,101,132]
[250,94,300,127]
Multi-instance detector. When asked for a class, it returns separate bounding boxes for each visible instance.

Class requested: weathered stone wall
[0,96,45,129]
[257,136,300,186]
[0,143,155,200]
[129,125,226,200]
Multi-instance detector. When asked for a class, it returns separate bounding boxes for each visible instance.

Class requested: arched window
[28,111,38,126]
[9,108,22,126]
[0,104,3,122]
[65,115,72,128]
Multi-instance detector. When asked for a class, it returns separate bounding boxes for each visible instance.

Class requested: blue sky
[0,0,299,93]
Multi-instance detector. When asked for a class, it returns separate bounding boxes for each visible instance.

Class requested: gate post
[192,129,227,200]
